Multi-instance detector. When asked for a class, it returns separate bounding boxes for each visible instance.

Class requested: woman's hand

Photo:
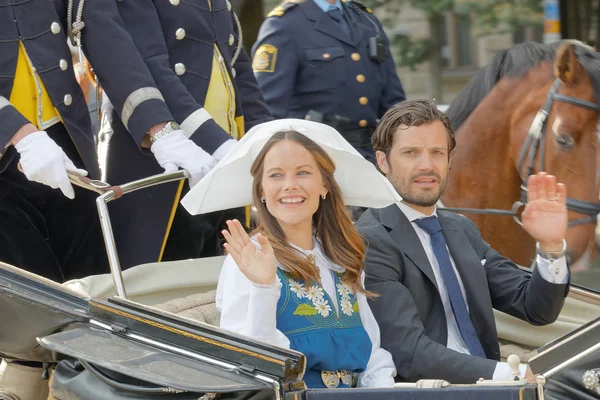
[222,219,278,285]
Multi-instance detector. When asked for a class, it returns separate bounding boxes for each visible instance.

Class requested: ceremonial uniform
[109,0,273,269]
[252,0,406,163]
[0,0,175,282]
[0,1,184,398]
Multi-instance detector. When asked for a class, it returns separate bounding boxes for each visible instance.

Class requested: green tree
[367,0,543,101]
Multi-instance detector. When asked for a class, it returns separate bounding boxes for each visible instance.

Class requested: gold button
[323,53,330,59]
[170,0,179,5]
[229,34,235,46]
[351,53,361,61]
[356,74,365,83]
[59,59,68,71]
[359,120,368,127]
[63,94,72,106]
[359,97,368,105]
[176,28,186,40]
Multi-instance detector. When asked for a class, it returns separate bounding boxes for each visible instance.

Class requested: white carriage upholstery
[62,256,226,327]
[62,257,600,364]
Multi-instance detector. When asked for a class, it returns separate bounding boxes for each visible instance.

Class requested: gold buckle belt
[321,370,355,388]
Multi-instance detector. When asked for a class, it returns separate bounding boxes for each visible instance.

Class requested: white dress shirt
[396,202,568,381]
[216,236,397,388]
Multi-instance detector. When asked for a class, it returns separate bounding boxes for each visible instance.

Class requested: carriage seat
[62,255,600,366]
[62,256,226,327]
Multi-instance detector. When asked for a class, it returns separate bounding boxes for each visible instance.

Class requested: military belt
[322,119,374,149]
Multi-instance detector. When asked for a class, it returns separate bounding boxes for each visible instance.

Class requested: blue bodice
[275,268,372,388]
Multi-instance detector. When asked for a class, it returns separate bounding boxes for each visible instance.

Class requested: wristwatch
[149,121,181,143]
[536,239,567,261]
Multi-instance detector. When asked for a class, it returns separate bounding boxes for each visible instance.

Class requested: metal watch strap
[149,121,180,143]
[536,239,567,261]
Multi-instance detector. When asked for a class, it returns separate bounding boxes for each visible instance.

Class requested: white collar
[282,236,346,274]
[396,201,439,222]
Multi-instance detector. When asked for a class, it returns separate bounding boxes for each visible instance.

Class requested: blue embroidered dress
[275,266,372,387]
[216,236,396,389]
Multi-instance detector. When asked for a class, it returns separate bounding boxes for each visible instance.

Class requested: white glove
[14,131,88,199]
[150,130,217,187]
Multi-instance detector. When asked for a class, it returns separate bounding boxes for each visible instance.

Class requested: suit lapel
[300,1,355,47]
[382,205,440,292]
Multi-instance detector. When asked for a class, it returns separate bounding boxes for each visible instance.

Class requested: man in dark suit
[355,99,570,384]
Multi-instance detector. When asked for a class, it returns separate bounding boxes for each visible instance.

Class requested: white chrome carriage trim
[90,318,281,399]
[542,341,600,379]
[91,318,237,371]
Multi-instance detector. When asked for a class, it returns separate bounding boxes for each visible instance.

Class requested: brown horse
[441,40,600,269]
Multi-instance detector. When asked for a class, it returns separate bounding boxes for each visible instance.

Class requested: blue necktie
[327,6,350,36]
[414,216,487,358]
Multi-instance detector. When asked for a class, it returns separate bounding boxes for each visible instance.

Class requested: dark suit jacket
[355,204,570,384]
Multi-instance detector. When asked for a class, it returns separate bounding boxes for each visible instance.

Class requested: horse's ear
[554,42,582,86]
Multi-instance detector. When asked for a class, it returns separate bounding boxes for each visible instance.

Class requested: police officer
[252,0,406,164]
[110,0,273,268]
[0,0,216,397]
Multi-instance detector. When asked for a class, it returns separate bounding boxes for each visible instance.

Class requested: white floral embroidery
[314,297,332,317]
[305,285,325,302]
[340,298,354,316]
[288,279,306,299]
[336,281,352,299]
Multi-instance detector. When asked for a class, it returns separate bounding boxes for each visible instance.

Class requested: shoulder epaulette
[344,0,373,13]
[267,1,300,18]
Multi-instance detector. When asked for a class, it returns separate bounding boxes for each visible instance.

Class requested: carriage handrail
[93,170,190,299]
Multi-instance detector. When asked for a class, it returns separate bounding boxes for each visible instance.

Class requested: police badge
[252,44,278,73]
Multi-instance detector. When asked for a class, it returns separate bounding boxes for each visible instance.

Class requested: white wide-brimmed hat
[181,118,401,215]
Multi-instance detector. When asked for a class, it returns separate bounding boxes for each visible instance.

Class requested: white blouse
[215,237,396,388]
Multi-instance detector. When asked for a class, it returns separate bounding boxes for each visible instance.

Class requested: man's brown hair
[372,99,456,156]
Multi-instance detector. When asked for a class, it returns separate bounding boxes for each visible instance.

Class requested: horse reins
[440,78,600,228]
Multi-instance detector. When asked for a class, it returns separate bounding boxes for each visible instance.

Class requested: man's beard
[391,171,448,207]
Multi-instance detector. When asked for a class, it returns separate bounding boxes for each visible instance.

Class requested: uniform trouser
[0,124,109,400]
[0,123,109,282]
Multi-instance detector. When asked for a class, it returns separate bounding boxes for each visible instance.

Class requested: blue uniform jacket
[115,0,272,154]
[0,0,176,179]
[252,0,406,135]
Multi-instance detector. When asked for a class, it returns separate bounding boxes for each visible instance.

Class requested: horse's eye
[555,133,574,151]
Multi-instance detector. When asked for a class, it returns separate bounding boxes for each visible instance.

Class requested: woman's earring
[322,194,326,200]
[261,198,266,203]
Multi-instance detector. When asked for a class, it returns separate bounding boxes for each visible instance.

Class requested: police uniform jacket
[252,0,406,136]
[105,0,272,269]
[0,0,176,179]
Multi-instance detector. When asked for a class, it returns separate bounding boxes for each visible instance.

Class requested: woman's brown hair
[250,130,373,296]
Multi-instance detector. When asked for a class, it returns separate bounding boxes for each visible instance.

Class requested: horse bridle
[440,78,600,228]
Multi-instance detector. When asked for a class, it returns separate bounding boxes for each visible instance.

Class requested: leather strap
[108,185,123,199]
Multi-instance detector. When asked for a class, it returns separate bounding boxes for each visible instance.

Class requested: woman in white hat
[215,128,396,389]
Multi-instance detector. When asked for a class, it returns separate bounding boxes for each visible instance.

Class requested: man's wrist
[9,123,38,146]
[149,121,181,143]
[537,239,567,260]
[147,122,168,136]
